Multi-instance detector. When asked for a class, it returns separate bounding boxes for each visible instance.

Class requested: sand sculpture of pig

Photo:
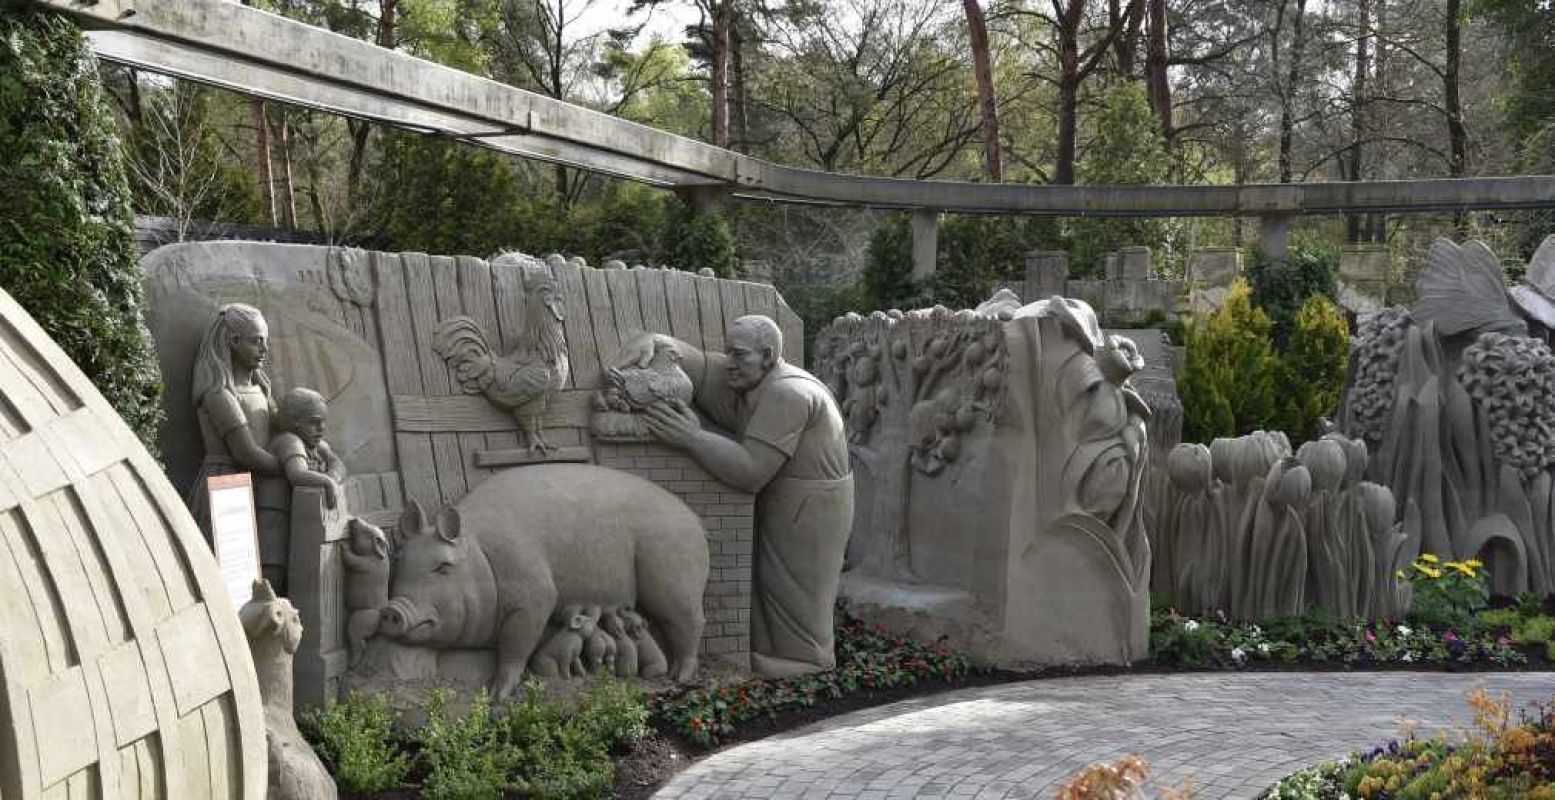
[377,463,710,695]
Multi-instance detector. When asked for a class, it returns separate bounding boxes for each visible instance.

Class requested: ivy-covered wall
[0,5,165,447]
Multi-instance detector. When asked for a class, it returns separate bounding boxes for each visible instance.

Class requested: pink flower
[1365,629,1377,643]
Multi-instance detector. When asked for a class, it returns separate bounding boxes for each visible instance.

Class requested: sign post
[207,473,261,607]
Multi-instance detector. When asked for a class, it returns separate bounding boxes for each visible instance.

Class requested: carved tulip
[1297,439,1347,494]
[1167,443,1213,494]
[1212,431,1288,487]
[1262,457,1312,510]
[1356,481,1397,535]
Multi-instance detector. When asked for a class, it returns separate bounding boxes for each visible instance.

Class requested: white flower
[1183,620,1201,632]
[1401,652,1414,662]
[1231,646,1247,663]
[1250,625,1263,637]
[1258,642,1272,655]
[1396,624,1412,637]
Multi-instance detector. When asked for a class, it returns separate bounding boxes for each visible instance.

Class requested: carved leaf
[1414,238,1524,336]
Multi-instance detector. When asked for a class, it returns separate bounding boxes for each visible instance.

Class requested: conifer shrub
[0,6,164,447]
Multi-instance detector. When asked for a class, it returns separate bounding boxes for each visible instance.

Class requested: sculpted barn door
[0,290,266,799]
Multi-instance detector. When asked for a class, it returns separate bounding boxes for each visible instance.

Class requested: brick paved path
[653,672,1555,800]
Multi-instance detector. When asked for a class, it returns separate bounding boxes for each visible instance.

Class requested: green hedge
[0,6,164,447]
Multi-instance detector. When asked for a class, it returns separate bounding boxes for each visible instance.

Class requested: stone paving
[653,672,1555,800]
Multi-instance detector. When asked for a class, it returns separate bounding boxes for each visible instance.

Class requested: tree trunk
[963,0,1003,180]
[1278,0,1306,183]
[1444,0,1466,178]
[252,99,276,226]
[1055,6,1082,186]
[1110,0,1143,76]
[1347,0,1371,243]
[711,0,732,148]
[1145,0,1172,145]
[377,0,398,47]
[732,21,749,153]
[276,111,297,228]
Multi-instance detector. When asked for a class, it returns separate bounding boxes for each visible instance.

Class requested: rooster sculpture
[433,255,570,454]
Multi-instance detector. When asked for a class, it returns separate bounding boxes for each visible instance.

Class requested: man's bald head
[724,315,785,393]
[729,315,784,362]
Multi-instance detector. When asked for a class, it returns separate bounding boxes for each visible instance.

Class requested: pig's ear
[399,500,429,538]
[435,506,462,543]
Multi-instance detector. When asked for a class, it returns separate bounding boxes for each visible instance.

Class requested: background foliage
[0,6,164,448]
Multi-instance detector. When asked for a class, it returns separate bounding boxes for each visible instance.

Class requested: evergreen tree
[0,6,164,448]
[1179,281,1278,442]
[1275,295,1349,445]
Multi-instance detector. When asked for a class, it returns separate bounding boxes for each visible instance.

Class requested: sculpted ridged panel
[0,288,265,799]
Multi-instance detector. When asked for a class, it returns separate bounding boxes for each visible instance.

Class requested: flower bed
[1262,689,1555,799]
[1149,608,1528,670]
[654,608,973,746]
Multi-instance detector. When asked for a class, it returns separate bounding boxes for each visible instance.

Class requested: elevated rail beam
[38,0,1555,270]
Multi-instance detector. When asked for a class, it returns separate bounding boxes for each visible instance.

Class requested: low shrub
[301,692,412,794]
[418,690,513,800]
[657,608,973,746]
[301,678,649,799]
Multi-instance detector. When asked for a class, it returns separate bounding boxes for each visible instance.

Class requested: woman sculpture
[188,304,283,546]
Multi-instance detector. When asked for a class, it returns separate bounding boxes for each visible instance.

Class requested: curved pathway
[654,672,1555,800]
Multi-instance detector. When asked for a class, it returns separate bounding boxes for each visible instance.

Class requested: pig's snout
[379,597,437,642]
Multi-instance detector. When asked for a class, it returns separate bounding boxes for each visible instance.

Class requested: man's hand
[643,399,701,448]
[612,332,661,370]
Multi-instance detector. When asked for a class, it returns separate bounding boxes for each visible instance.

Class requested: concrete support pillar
[676,184,733,212]
[910,208,939,285]
[1259,214,1294,262]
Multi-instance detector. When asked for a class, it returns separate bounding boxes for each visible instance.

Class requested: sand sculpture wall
[821,291,1152,666]
[144,241,805,705]
[1339,237,1555,596]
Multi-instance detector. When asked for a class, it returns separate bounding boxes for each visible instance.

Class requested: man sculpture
[616,315,853,678]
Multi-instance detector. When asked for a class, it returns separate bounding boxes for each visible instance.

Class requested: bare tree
[964,0,1004,179]
[125,82,234,241]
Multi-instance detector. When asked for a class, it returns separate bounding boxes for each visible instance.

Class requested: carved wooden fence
[351,253,803,508]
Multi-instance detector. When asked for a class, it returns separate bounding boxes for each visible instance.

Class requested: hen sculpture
[433,255,570,454]
[598,338,695,412]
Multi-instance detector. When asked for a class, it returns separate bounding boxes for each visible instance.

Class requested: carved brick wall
[593,441,753,669]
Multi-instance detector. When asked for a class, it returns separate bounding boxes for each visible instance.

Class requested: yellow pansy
[1419,553,1441,564]
[1414,563,1443,579]
[1464,558,1484,569]
[1450,561,1477,577]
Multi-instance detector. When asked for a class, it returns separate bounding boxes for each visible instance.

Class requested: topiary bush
[1178,281,1278,442]
[0,6,165,447]
[1274,295,1350,445]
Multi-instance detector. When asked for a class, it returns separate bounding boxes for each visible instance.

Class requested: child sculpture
[340,517,392,666]
[264,387,346,589]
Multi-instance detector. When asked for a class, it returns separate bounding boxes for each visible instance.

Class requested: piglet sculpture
[378,463,710,696]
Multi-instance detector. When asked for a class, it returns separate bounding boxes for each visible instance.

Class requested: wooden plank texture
[372,253,440,507]
[661,269,704,351]
[634,269,674,336]
[694,275,726,352]
[391,391,594,433]
[581,268,621,373]
[404,254,467,504]
[551,261,598,389]
[604,268,646,344]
